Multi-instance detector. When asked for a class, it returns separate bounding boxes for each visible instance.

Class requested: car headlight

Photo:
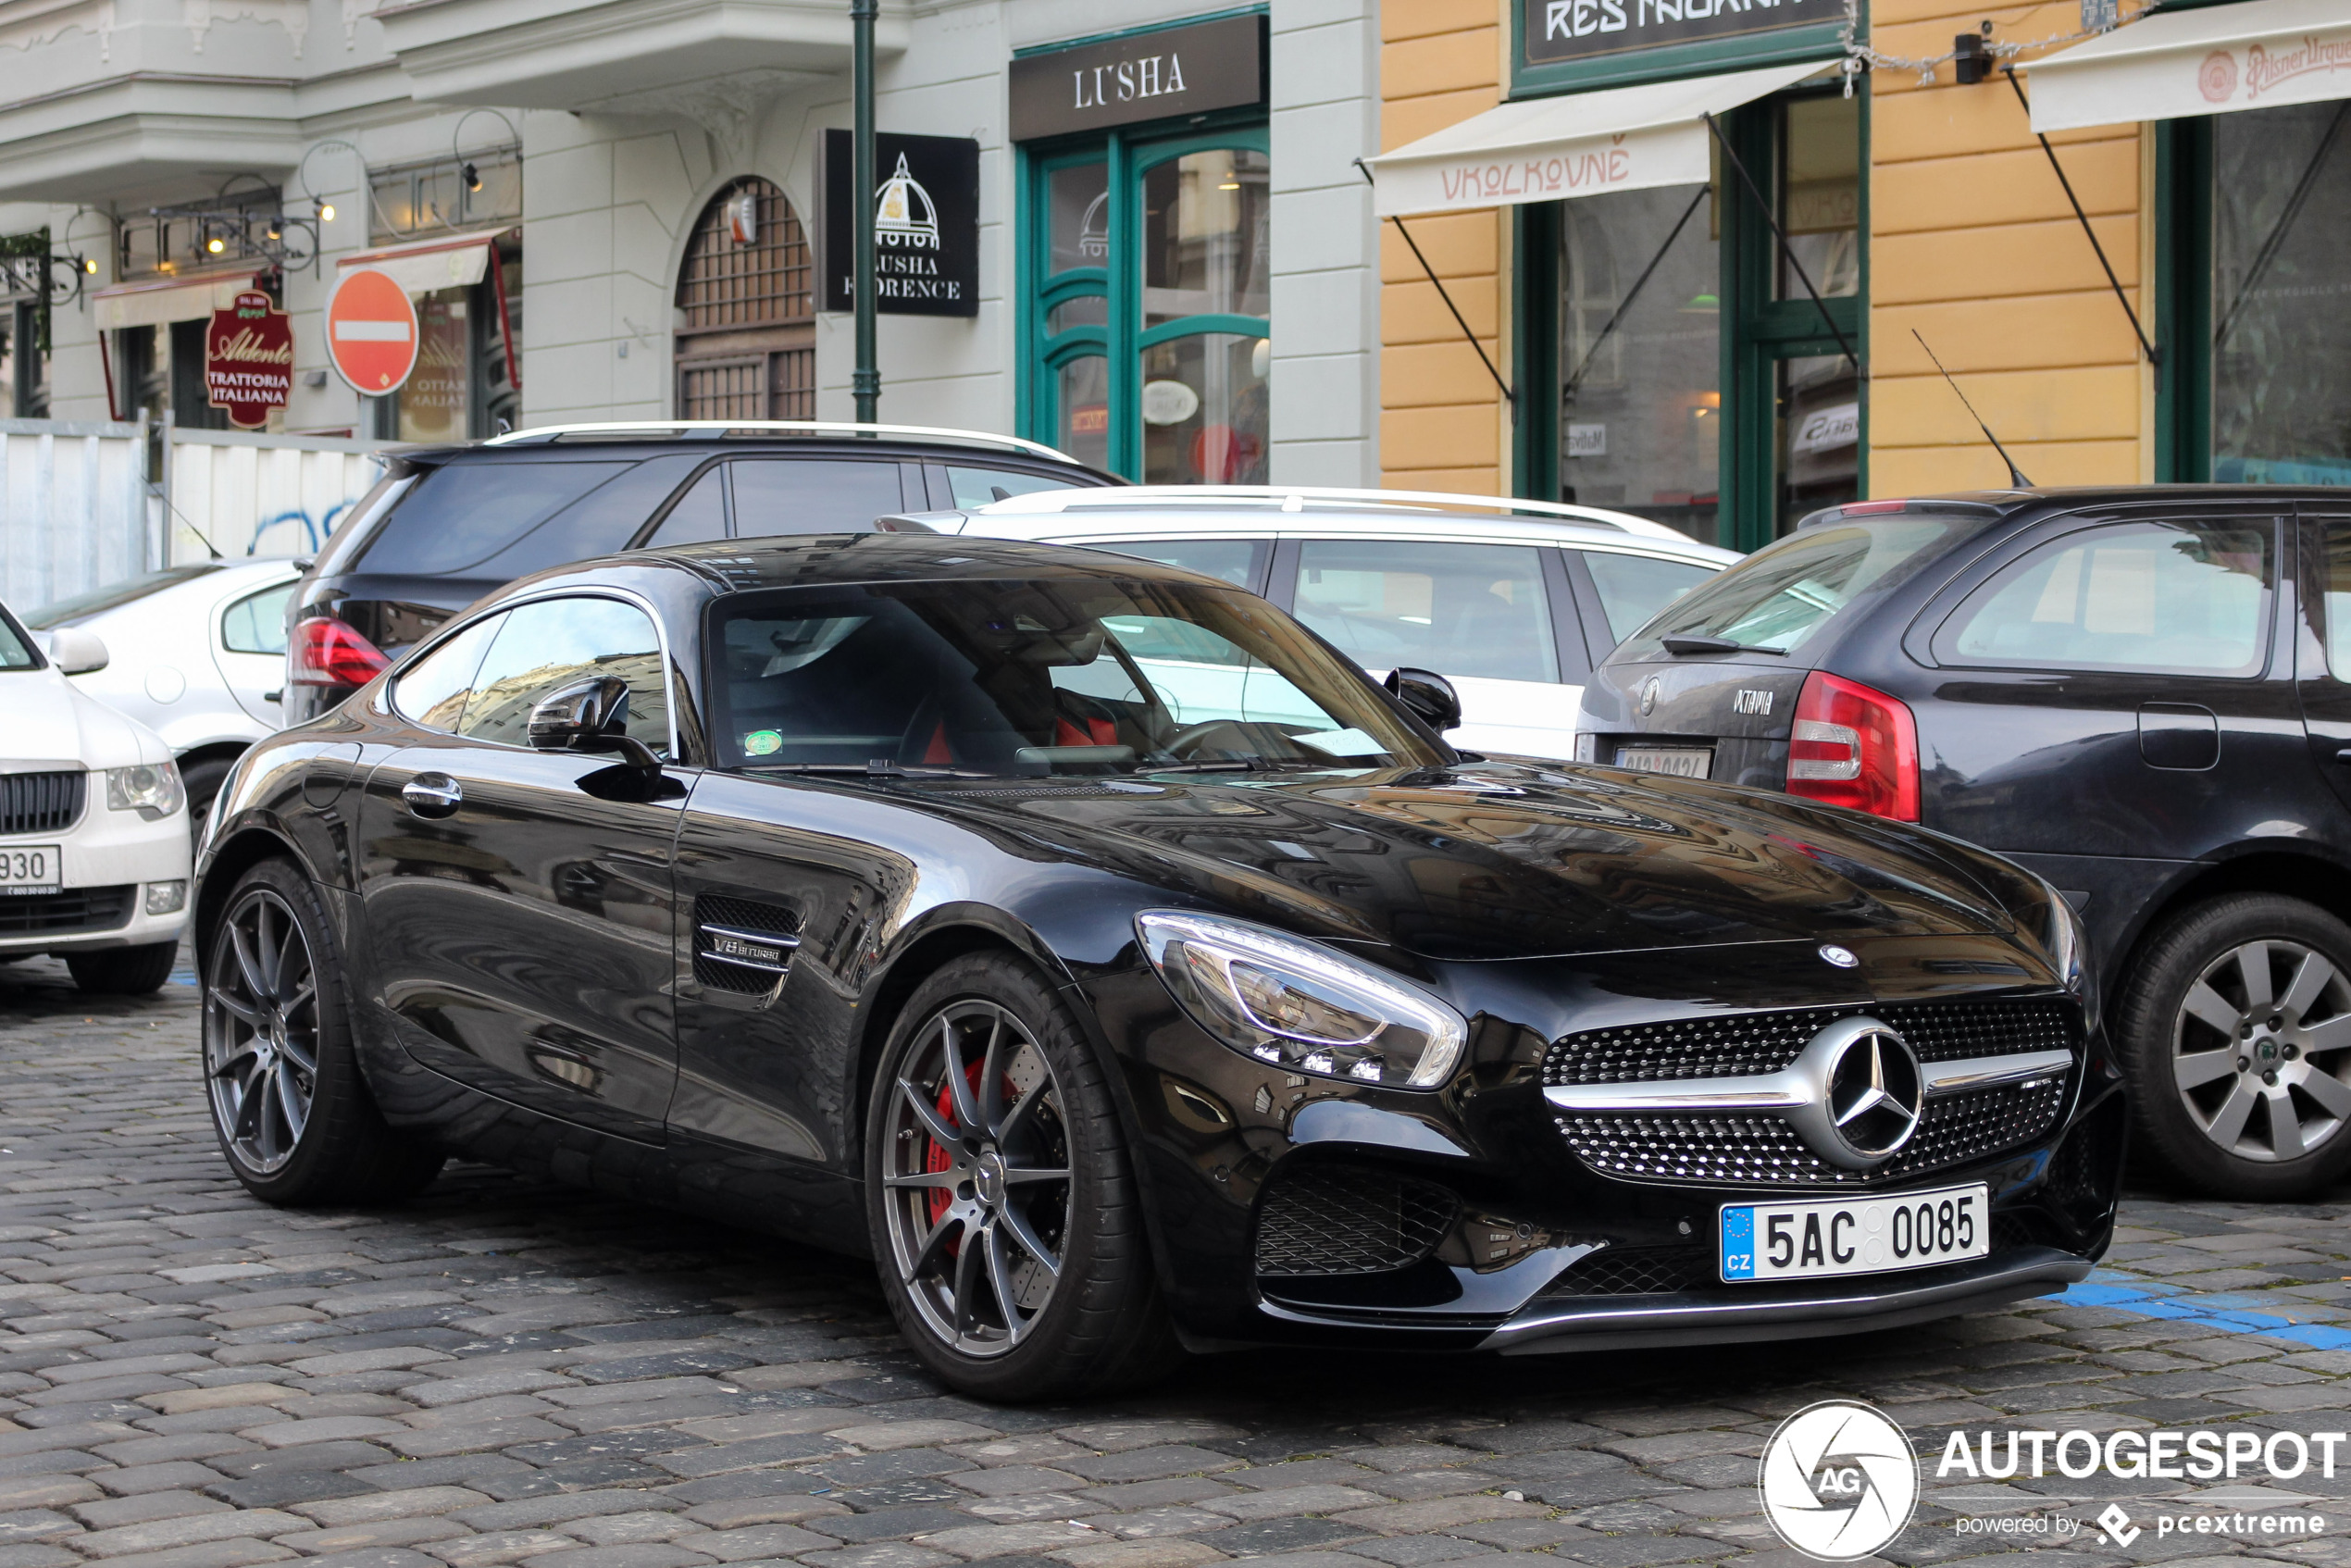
[106,762,184,820]
[2040,879,2086,991]
[1136,910,1467,1089]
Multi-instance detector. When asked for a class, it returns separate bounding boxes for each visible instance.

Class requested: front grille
[0,885,132,937]
[1542,996,2078,1085]
[1254,1164,1458,1276]
[1555,1076,2070,1187]
[0,772,84,837]
[1547,1244,1714,1297]
[691,894,799,994]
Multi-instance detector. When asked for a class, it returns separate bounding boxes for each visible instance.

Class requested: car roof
[893,486,1735,562]
[573,532,1225,595]
[388,421,1114,481]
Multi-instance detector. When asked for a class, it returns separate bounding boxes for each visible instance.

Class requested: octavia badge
[1819,943,1859,968]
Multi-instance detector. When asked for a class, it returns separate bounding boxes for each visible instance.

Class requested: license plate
[1720,1183,1988,1283]
[0,844,61,895]
[1614,746,1711,778]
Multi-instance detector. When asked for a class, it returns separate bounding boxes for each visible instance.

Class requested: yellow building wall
[1379,0,1508,493]
[1867,0,2151,494]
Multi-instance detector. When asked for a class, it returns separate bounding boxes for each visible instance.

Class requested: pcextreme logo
[1758,1400,1921,1562]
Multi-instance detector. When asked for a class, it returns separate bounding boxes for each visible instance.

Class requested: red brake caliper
[924,1060,1010,1249]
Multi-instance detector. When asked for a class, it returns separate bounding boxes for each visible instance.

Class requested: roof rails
[971,484,1685,539]
[486,420,1086,465]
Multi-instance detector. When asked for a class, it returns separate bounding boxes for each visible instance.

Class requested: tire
[202,857,445,1206]
[864,952,1183,1400]
[180,755,235,850]
[2115,893,2351,1201]
[67,941,178,995]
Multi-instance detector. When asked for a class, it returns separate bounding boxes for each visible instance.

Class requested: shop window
[1,299,48,418]
[369,151,522,244]
[2161,104,2351,487]
[1025,131,1268,480]
[676,179,815,422]
[366,243,520,442]
[1518,86,1861,551]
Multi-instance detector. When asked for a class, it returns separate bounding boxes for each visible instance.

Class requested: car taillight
[1785,670,1920,821]
[292,616,390,688]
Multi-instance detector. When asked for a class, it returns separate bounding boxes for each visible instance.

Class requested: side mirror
[1385,666,1462,733]
[46,627,109,676]
[528,676,662,770]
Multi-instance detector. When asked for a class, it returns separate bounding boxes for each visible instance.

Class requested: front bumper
[1,778,191,955]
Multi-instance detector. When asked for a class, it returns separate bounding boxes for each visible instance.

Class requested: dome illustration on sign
[1078,192,1109,259]
[875,154,940,250]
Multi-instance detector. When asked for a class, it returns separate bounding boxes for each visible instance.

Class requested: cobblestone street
[0,955,2345,1568]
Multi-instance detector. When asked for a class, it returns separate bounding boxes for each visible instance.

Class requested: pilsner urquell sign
[205,290,293,430]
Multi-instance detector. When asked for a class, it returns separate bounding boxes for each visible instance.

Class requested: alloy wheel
[204,887,320,1174]
[880,1000,1072,1358]
[2173,938,2351,1162]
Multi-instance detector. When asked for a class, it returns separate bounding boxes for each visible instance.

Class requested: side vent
[692,894,801,995]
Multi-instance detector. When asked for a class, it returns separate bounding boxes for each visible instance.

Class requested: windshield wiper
[750,761,991,778]
[1660,634,1786,656]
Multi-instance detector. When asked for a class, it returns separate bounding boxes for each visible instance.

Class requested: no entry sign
[327,268,419,395]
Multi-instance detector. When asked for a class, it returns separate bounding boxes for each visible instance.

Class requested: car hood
[1,666,167,772]
[909,763,2019,962]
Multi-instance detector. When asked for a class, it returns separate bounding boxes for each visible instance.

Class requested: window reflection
[1048,163,1109,276]
[1057,356,1110,471]
[1779,95,1860,301]
[1143,149,1270,327]
[1139,332,1266,483]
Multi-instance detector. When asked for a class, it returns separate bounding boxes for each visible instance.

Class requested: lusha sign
[1010,14,1265,142]
[822,131,980,317]
[1524,0,1836,70]
[204,291,292,430]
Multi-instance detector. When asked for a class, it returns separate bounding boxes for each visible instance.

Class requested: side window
[728,459,908,538]
[644,465,729,547]
[1290,541,1559,683]
[221,581,296,654]
[456,597,673,755]
[2320,521,2351,681]
[942,466,1078,507]
[1085,538,1265,590]
[479,454,705,579]
[391,615,505,733]
[1097,613,1321,732]
[1579,551,1716,645]
[1934,518,2273,677]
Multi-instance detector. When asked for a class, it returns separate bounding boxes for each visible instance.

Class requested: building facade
[0,0,1381,486]
[1373,0,2351,550]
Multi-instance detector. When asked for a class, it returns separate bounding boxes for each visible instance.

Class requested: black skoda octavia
[195,535,2122,1399]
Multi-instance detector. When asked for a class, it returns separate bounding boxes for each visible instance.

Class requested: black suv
[283,422,1116,722]
[1580,487,2351,1201]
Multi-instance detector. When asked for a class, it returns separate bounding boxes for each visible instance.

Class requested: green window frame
[1018,117,1270,479]
[1513,82,1865,553]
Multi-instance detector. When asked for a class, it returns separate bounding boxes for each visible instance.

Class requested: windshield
[23,566,222,628]
[0,605,38,670]
[1615,518,1982,659]
[707,578,1444,777]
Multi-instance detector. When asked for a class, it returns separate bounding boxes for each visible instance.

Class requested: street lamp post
[851,0,879,426]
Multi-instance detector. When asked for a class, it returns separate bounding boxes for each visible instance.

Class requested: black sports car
[195,535,2122,1400]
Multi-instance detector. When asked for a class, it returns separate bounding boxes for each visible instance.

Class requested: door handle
[402,773,463,818]
[2336,747,2351,765]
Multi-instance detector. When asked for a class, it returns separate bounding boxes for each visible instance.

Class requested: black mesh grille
[1555,1076,2069,1187]
[1543,996,2079,1086]
[1546,1244,1715,1297]
[0,885,132,936]
[0,772,85,837]
[1254,1164,1458,1276]
[692,894,799,994]
[2048,1108,2121,1213]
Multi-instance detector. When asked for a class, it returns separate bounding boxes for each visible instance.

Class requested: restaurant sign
[1010,15,1265,142]
[204,291,292,430]
[1524,0,1839,71]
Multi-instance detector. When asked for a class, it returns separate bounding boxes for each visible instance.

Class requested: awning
[2022,0,2351,133]
[1364,58,1832,218]
[334,228,512,297]
[92,270,259,333]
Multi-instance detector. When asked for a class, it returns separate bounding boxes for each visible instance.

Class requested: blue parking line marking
[2055,1274,2351,1351]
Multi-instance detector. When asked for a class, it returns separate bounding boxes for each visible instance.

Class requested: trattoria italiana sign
[204,291,292,430]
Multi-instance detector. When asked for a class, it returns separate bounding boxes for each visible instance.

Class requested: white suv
[0,600,192,993]
[901,487,1738,758]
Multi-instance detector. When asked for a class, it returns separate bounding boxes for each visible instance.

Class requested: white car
[0,600,192,994]
[22,559,302,837]
[898,486,1738,758]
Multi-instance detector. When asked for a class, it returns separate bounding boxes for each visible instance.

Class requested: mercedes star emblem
[1819,943,1860,968]
[1780,1016,1925,1169]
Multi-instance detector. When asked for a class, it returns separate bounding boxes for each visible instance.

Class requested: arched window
[675,178,814,420]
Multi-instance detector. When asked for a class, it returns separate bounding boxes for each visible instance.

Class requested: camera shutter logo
[1758,1400,1919,1562]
